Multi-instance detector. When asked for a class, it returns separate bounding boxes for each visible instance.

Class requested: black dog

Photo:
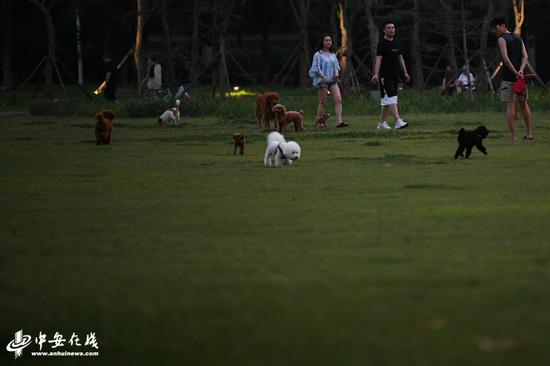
[454,125,489,159]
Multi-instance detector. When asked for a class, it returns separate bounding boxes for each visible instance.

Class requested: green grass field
[1,104,550,365]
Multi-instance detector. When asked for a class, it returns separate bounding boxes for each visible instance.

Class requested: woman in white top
[309,34,348,128]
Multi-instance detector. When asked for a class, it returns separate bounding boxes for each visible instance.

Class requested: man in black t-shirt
[371,21,410,130]
[490,17,533,141]
[103,54,118,101]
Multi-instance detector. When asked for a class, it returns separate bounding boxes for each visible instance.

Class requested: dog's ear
[102,109,115,119]
[458,128,465,135]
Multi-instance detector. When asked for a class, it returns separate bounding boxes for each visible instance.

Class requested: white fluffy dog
[263,131,301,167]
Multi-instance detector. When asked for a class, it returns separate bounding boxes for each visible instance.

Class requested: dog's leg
[476,143,488,155]
[455,144,465,159]
[240,144,244,155]
[233,143,237,155]
[465,145,473,158]
[264,149,272,167]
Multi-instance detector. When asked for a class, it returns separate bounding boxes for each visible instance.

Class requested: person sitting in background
[142,56,162,94]
[441,65,458,95]
[457,66,476,93]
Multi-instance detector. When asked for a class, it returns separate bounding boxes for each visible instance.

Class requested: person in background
[491,16,533,141]
[103,54,118,101]
[142,56,162,94]
[457,66,476,93]
[309,34,349,128]
[441,64,458,95]
[371,20,410,130]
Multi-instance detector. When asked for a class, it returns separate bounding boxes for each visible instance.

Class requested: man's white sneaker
[377,121,391,130]
[395,119,408,130]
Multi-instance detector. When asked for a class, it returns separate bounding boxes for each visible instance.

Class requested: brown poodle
[95,109,114,145]
[232,133,245,155]
[315,113,330,128]
[272,104,305,133]
[255,92,279,129]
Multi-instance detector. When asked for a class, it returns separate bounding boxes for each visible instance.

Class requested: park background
[1,1,550,366]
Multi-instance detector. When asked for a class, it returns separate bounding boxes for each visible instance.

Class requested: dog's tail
[267,131,285,146]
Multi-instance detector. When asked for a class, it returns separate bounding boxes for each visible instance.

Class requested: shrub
[28,99,76,117]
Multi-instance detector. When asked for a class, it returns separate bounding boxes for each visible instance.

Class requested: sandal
[336,122,349,128]
[523,135,534,140]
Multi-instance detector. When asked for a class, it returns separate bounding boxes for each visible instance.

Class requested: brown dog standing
[272,104,304,133]
[255,92,279,129]
[232,133,245,155]
[95,109,114,145]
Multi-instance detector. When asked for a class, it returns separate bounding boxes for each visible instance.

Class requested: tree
[1,0,14,89]
[411,0,425,90]
[28,0,58,99]
[438,0,458,70]
[289,0,311,89]
[364,0,380,70]
[134,0,145,92]
[160,0,176,84]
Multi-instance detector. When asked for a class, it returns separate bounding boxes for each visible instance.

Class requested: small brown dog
[95,109,114,145]
[315,113,330,128]
[272,104,305,133]
[255,92,279,129]
[232,133,245,155]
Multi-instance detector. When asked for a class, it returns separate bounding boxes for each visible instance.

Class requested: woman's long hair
[316,34,336,53]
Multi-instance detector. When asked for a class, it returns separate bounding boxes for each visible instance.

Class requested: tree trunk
[190,0,200,90]
[338,0,354,94]
[461,0,474,99]
[330,0,340,50]
[28,0,56,99]
[289,0,311,89]
[364,0,379,70]
[2,0,14,89]
[160,0,176,84]
[217,35,230,96]
[135,0,144,92]
[261,0,274,85]
[439,0,458,70]
[412,0,425,90]
[478,0,495,93]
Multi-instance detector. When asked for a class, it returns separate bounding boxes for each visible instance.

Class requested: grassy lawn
[1,106,550,365]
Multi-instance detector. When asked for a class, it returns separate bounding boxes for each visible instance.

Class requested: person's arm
[498,37,519,78]
[371,55,382,82]
[519,40,528,76]
[334,54,340,80]
[105,72,111,83]
[399,55,410,82]
[155,64,162,85]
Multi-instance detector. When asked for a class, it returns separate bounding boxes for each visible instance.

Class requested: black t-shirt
[500,33,523,82]
[104,60,118,83]
[376,38,402,79]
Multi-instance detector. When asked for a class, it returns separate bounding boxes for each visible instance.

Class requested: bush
[28,99,76,117]
[123,98,171,118]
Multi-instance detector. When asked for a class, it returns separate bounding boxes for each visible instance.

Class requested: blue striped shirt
[309,51,340,86]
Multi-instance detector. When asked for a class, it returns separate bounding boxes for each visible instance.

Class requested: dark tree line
[1,0,550,98]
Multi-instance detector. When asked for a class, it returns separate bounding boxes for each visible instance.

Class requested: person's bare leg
[506,102,517,141]
[317,88,328,118]
[523,102,533,138]
[388,103,401,123]
[330,84,343,125]
[379,106,389,123]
